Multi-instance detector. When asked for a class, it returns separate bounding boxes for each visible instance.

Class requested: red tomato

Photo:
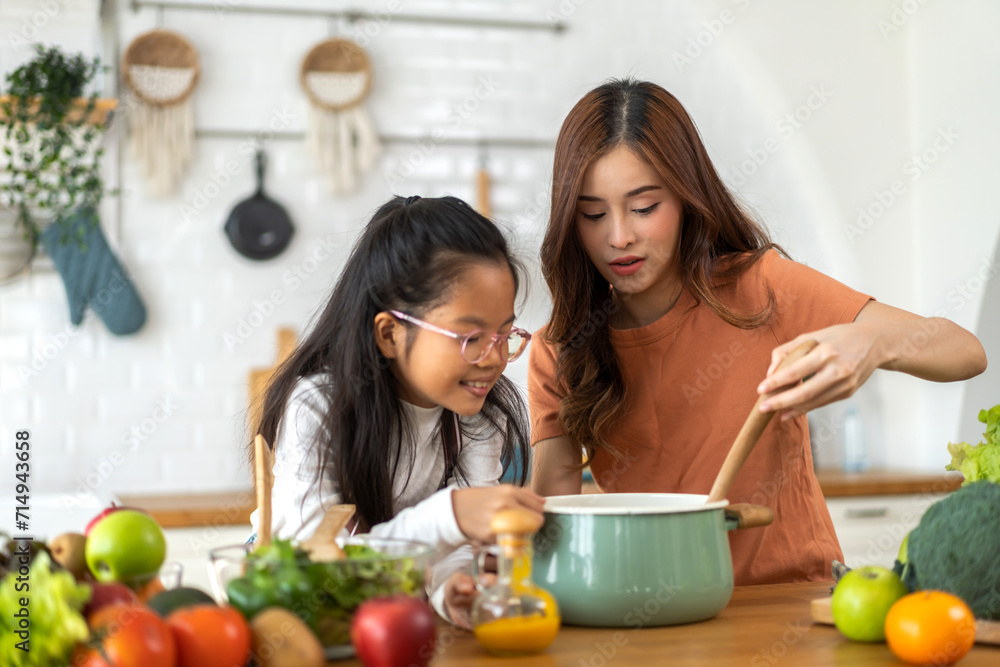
[83,602,176,667]
[167,604,251,667]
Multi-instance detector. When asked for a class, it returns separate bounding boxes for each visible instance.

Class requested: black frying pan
[224,150,294,260]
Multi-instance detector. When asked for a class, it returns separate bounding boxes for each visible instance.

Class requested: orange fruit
[885,591,976,665]
[133,576,166,603]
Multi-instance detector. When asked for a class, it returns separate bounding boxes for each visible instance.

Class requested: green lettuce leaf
[0,552,90,667]
[946,404,1000,484]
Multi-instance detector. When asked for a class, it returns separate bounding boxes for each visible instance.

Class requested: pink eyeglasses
[389,310,531,364]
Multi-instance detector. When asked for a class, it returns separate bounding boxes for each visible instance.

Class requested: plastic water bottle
[843,404,868,472]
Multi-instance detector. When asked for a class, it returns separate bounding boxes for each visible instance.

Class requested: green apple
[831,565,908,642]
[85,509,166,584]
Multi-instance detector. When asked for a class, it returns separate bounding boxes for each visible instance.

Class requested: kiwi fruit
[250,607,325,667]
[47,532,88,580]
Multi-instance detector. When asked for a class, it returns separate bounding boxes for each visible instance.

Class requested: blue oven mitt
[40,208,147,335]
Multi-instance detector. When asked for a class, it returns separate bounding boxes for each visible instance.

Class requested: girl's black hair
[255,195,530,532]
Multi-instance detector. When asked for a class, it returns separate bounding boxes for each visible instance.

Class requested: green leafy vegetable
[946,404,1000,484]
[0,551,91,667]
[226,539,424,646]
[901,481,1000,619]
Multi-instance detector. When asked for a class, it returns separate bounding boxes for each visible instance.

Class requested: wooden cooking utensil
[301,504,356,562]
[248,327,296,429]
[253,433,273,548]
[476,144,491,218]
[810,595,1000,645]
[707,339,819,504]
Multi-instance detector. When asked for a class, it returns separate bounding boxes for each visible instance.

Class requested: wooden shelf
[118,490,256,528]
[815,468,964,497]
[0,96,117,125]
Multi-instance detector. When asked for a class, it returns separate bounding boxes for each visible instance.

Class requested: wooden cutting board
[248,327,297,428]
[811,596,1000,645]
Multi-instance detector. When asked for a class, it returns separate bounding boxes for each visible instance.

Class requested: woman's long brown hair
[540,78,783,460]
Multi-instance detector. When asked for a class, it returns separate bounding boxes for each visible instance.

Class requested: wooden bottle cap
[490,508,544,536]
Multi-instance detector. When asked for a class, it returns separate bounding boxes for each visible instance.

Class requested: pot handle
[724,504,774,531]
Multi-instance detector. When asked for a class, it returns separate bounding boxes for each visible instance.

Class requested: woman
[528,79,986,585]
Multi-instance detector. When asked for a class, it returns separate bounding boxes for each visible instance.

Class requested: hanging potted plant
[0,45,145,335]
[0,44,115,246]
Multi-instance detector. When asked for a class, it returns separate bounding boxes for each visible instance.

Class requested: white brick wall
[1,0,997,497]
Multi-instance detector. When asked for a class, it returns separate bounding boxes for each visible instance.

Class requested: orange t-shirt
[528,250,872,585]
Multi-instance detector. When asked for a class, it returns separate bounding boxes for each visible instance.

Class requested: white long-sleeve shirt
[249,375,503,622]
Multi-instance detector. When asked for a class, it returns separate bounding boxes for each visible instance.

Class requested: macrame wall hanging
[300,38,380,195]
[122,29,199,197]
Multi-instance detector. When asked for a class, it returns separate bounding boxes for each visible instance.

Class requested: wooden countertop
[120,470,964,528]
[330,582,998,666]
[814,468,963,497]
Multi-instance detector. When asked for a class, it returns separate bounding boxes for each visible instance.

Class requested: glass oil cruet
[471,507,561,656]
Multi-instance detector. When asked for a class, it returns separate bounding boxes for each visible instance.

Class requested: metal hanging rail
[131,1,566,33]
[195,128,555,150]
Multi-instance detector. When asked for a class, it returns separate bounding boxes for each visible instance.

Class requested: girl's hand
[451,485,546,543]
[443,571,493,629]
[757,321,885,421]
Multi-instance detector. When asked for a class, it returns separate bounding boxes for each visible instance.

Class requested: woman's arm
[854,301,987,380]
[531,435,584,496]
[758,300,987,420]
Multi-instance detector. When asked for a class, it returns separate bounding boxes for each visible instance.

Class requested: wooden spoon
[301,504,356,562]
[707,339,819,504]
[254,434,273,548]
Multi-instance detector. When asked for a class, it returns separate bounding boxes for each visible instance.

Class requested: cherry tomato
[82,602,176,667]
[885,591,976,665]
[167,604,251,667]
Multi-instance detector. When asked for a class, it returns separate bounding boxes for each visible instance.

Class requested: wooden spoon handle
[477,167,491,218]
[254,434,273,548]
[724,503,775,530]
[707,339,819,504]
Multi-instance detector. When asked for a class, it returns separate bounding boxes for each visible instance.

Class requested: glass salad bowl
[208,535,432,653]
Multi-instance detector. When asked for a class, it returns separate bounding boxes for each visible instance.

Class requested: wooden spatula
[301,504,356,562]
[707,339,819,504]
[254,433,274,549]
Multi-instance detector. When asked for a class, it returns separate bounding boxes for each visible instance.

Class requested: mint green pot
[532,493,772,627]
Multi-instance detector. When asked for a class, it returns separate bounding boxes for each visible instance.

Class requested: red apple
[85,504,136,536]
[83,581,139,619]
[351,595,437,667]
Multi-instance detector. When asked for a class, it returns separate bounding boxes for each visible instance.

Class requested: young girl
[249,195,544,625]
[529,79,986,585]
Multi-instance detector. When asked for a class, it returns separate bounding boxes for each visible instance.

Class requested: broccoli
[901,481,1000,619]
